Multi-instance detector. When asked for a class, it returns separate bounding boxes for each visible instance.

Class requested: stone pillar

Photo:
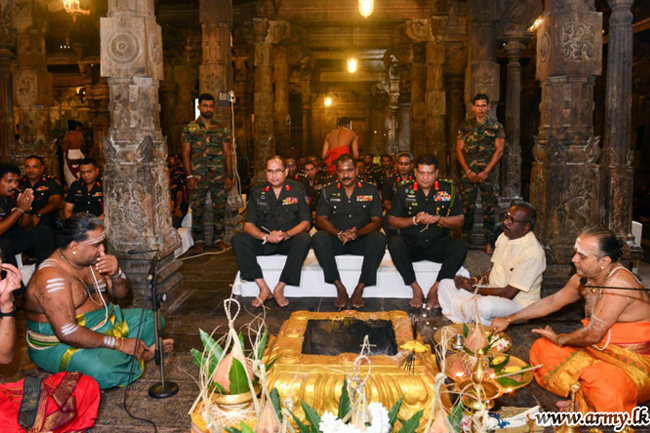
[85,82,110,166]
[425,42,446,172]
[174,54,199,153]
[100,0,182,298]
[602,0,637,251]
[0,0,15,163]
[273,45,289,157]
[466,1,499,118]
[501,36,527,202]
[386,56,400,155]
[409,45,426,157]
[200,0,231,124]
[446,74,464,180]
[300,67,312,156]
[531,0,602,290]
[11,0,58,176]
[253,18,275,180]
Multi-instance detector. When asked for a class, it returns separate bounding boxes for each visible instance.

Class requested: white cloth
[63,148,84,186]
[439,231,546,326]
[438,280,524,326]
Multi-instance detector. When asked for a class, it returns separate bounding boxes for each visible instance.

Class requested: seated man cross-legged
[312,154,386,308]
[387,154,468,308]
[493,227,650,414]
[23,214,173,390]
[438,202,546,325]
[232,155,311,308]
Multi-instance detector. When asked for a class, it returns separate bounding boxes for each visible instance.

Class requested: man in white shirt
[438,202,546,325]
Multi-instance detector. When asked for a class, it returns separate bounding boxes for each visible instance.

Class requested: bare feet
[143,338,175,362]
[191,241,205,255]
[350,285,365,309]
[273,287,290,308]
[252,288,273,308]
[410,290,424,308]
[426,282,440,309]
[215,240,230,251]
[484,244,494,254]
[333,281,349,308]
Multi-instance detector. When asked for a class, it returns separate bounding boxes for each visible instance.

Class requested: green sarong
[26,303,162,390]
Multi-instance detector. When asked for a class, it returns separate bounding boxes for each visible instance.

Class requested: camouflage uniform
[457,117,505,244]
[182,117,231,243]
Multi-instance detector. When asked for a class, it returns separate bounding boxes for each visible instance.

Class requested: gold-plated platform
[264,310,446,424]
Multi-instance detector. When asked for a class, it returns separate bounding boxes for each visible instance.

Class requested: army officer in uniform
[312,154,386,309]
[232,156,311,308]
[388,154,467,309]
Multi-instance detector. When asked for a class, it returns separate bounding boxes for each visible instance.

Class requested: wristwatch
[36,212,43,219]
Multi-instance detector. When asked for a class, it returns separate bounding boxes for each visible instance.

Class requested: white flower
[367,403,390,433]
[319,411,341,433]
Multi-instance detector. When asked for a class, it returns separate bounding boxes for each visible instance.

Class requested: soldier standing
[182,93,233,253]
[456,93,505,254]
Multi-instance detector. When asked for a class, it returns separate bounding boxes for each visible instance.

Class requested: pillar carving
[100,0,182,299]
[85,82,109,166]
[174,48,199,156]
[445,42,467,180]
[531,0,602,290]
[0,0,15,163]
[273,45,289,156]
[501,36,527,202]
[425,42,446,172]
[253,18,288,180]
[409,45,426,157]
[300,61,312,156]
[386,55,400,155]
[11,0,57,176]
[602,0,638,256]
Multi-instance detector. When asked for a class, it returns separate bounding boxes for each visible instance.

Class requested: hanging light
[324,97,333,107]
[347,57,358,73]
[62,0,91,22]
[359,0,373,19]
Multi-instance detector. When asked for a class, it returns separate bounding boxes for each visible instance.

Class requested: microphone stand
[146,253,179,399]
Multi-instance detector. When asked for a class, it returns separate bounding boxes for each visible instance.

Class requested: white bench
[231,249,469,298]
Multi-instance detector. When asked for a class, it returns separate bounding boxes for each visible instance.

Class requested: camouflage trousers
[190,173,227,243]
[460,173,498,245]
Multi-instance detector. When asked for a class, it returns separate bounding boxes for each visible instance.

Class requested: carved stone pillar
[0,0,15,163]
[252,18,287,180]
[409,45,425,157]
[300,69,312,156]
[386,56,400,155]
[531,0,602,290]
[273,45,289,156]
[175,54,199,154]
[602,0,637,254]
[200,0,231,124]
[446,74,464,180]
[425,42,446,172]
[466,1,499,118]
[100,0,182,298]
[85,82,109,166]
[501,37,527,202]
[11,0,57,176]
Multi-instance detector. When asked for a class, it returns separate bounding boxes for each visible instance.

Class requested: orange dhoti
[324,145,351,175]
[530,319,650,414]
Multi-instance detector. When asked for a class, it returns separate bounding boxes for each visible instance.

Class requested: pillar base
[121,253,184,311]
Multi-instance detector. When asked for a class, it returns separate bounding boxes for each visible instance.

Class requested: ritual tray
[433,323,512,354]
[443,352,534,394]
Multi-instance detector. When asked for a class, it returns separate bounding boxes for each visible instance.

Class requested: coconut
[212,352,255,393]
[255,399,280,433]
[464,323,489,353]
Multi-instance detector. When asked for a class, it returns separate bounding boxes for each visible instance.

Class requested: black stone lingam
[301,319,398,356]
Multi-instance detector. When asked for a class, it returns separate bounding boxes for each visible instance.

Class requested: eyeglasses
[504,213,529,224]
[265,169,284,175]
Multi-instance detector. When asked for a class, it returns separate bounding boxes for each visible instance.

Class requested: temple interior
[1,0,650,431]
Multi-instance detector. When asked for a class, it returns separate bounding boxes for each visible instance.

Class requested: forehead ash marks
[45,278,66,293]
[574,236,599,257]
[83,232,106,245]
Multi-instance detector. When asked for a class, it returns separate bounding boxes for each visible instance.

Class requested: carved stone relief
[562,23,596,61]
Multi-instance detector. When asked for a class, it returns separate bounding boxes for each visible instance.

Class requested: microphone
[579,277,647,292]
[128,248,159,255]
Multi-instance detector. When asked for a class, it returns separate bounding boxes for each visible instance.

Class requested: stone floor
[2,248,649,432]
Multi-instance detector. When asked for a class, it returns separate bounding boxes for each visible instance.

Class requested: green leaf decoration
[463,346,475,356]
[224,427,241,433]
[290,410,312,433]
[256,328,269,360]
[208,381,228,394]
[388,395,405,429]
[337,379,351,420]
[265,357,278,373]
[398,409,424,433]
[229,358,251,395]
[462,323,469,339]
[238,333,246,352]
[240,422,255,433]
[301,400,322,433]
[492,354,511,374]
[270,388,283,421]
[495,376,524,388]
[199,329,224,360]
[448,401,464,433]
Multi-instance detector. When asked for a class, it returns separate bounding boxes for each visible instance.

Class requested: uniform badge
[356,195,373,202]
[434,191,451,201]
[282,197,298,205]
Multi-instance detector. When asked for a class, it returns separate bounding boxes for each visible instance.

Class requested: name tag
[330,197,341,203]
[356,195,373,202]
